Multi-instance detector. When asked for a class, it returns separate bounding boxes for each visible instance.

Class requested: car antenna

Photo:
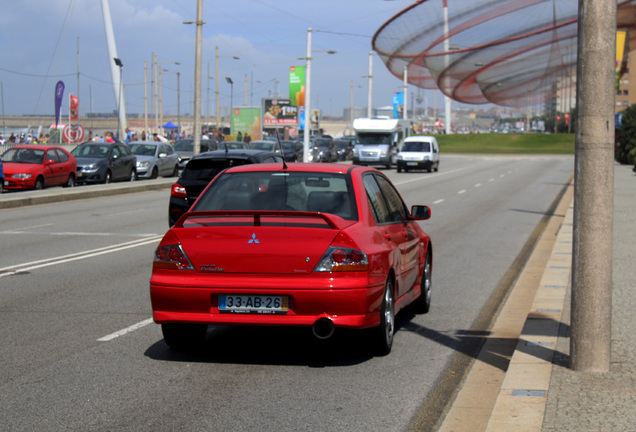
[275,129,288,170]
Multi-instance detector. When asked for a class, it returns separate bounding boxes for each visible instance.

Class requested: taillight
[171,184,187,198]
[153,244,194,270]
[314,247,369,272]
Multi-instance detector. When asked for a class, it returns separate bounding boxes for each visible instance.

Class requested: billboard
[231,107,262,141]
[263,98,298,127]
[289,66,305,107]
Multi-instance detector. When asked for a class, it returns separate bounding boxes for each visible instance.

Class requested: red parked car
[150,163,432,355]
[1,145,77,190]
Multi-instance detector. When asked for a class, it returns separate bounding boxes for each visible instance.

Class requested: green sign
[289,66,305,107]
[231,107,262,141]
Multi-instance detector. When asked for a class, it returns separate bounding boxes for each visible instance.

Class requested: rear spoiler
[174,210,355,230]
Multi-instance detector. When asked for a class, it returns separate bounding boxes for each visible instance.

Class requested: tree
[615,104,636,164]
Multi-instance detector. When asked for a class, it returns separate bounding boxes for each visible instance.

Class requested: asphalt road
[0,154,574,431]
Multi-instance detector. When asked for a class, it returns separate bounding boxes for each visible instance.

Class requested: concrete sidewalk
[439,163,636,431]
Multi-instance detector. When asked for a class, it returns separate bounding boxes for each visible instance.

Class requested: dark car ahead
[312,137,338,162]
[71,142,137,184]
[279,140,303,162]
[334,139,354,161]
[168,149,283,226]
[173,138,219,169]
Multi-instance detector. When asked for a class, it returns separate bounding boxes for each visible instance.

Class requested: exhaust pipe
[312,317,335,340]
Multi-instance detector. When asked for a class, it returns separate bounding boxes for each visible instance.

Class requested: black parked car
[71,142,137,184]
[334,139,354,161]
[168,149,283,226]
[173,138,219,170]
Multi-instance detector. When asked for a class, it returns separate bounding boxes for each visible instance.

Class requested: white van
[396,136,440,173]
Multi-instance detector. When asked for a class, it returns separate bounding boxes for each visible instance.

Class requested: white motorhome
[352,118,413,168]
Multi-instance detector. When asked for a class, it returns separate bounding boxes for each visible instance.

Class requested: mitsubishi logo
[248,233,260,244]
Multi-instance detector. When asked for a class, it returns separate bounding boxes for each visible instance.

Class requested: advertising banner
[289,66,305,107]
[70,95,79,121]
[393,92,404,118]
[231,107,262,141]
[263,98,298,126]
[54,81,65,128]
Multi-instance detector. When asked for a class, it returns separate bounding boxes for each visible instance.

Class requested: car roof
[4,144,64,150]
[404,135,436,142]
[190,148,276,160]
[223,162,359,175]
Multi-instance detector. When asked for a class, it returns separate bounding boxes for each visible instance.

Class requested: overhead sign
[263,98,298,127]
[231,107,262,141]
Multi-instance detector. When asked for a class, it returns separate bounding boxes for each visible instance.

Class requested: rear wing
[175,210,355,230]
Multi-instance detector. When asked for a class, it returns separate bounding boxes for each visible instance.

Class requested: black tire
[64,174,75,188]
[103,170,112,184]
[412,250,432,314]
[374,277,395,356]
[171,165,179,177]
[397,165,402,173]
[34,176,45,190]
[385,159,392,170]
[129,169,137,182]
[161,323,207,351]
[427,164,433,173]
[150,166,158,179]
[434,162,439,172]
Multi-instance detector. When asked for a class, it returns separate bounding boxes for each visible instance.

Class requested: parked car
[396,136,440,173]
[249,140,282,154]
[219,141,251,150]
[151,163,433,355]
[129,141,179,179]
[71,142,137,184]
[279,140,303,161]
[168,149,283,226]
[0,159,4,193]
[173,138,218,169]
[312,136,338,162]
[0,145,77,190]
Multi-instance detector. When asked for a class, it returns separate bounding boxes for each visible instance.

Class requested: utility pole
[184,0,204,155]
[570,0,616,372]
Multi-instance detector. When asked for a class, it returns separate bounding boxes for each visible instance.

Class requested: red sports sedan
[1,145,77,190]
[150,163,432,355]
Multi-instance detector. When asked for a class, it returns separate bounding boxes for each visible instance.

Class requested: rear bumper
[150,272,386,329]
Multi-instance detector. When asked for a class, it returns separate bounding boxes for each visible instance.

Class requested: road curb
[0,178,175,209]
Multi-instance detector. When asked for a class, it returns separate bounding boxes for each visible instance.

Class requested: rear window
[181,158,251,181]
[193,171,357,220]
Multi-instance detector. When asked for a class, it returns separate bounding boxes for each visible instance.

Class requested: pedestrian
[236,131,242,142]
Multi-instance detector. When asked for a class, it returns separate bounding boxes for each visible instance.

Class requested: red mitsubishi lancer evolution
[150,162,432,355]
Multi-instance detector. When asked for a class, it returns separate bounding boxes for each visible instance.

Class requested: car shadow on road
[144,324,383,367]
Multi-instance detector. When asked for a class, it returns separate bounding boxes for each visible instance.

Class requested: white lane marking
[0,236,163,277]
[1,223,54,232]
[475,183,482,188]
[433,199,445,205]
[393,166,469,186]
[458,190,466,195]
[98,318,154,342]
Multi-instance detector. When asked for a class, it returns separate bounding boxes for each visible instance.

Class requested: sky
[0,0,449,120]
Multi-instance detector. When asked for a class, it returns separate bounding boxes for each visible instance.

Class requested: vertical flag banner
[70,95,79,121]
[392,92,404,118]
[289,66,305,107]
[54,81,65,127]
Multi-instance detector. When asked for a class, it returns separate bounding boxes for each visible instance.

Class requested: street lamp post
[215,47,240,130]
[299,28,336,163]
[225,77,233,134]
[163,69,181,133]
[183,0,204,156]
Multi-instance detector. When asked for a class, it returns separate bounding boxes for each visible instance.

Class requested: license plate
[407,162,418,166]
[219,295,288,314]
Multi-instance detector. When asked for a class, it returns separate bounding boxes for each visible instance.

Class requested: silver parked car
[129,141,180,179]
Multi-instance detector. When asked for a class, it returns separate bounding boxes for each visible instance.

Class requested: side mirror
[45,159,55,165]
[411,205,431,220]
[159,153,167,158]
